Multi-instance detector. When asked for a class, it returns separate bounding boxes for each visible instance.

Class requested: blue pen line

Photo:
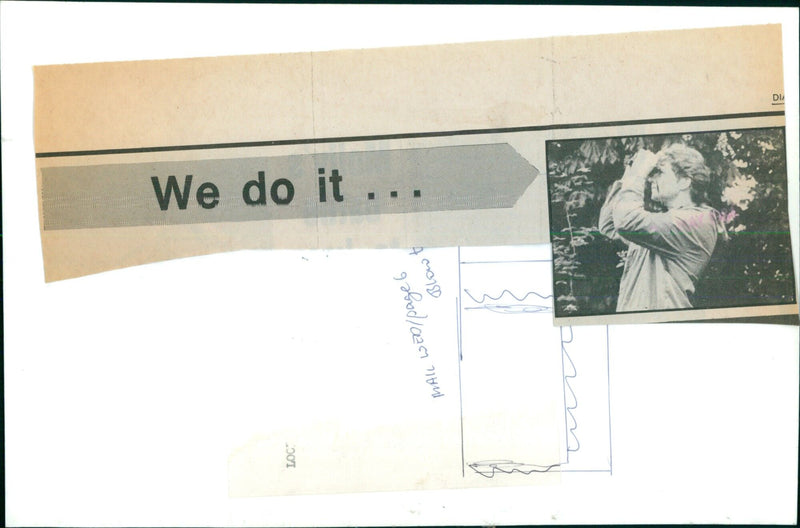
[456,247,465,477]
[561,327,580,457]
[559,326,570,464]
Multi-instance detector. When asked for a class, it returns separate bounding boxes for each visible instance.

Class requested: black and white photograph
[547,127,797,318]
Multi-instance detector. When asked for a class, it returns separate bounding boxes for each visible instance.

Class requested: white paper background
[3,4,799,526]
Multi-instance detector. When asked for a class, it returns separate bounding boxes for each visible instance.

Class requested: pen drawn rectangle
[458,254,564,479]
[457,246,613,475]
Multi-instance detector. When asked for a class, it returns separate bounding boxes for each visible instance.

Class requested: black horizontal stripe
[36,110,785,159]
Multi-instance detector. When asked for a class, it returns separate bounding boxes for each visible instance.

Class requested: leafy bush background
[547,128,796,317]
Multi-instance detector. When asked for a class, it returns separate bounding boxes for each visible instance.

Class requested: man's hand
[621,149,658,192]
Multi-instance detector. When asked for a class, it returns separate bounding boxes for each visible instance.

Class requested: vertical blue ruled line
[456,247,465,477]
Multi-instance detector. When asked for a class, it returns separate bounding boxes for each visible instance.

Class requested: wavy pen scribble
[463,289,553,304]
[468,460,561,478]
[561,326,580,456]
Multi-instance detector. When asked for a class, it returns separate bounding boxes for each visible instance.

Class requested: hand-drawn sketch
[458,246,612,477]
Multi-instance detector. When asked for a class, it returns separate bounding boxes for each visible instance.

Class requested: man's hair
[658,143,712,205]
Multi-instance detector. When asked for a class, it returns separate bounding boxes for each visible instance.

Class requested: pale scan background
[3,4,799,526]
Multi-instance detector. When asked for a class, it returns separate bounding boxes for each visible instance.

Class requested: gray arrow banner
[41,143,537,230]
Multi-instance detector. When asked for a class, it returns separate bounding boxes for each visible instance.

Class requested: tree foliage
[547,128,796,317]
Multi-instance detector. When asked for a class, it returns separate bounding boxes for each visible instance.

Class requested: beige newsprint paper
[35,24,797,328]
